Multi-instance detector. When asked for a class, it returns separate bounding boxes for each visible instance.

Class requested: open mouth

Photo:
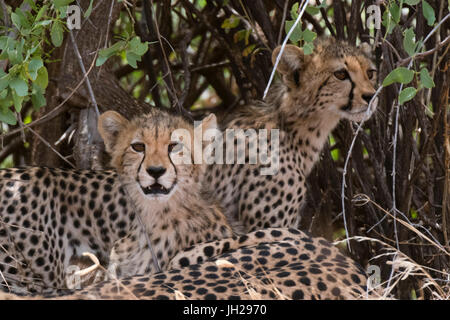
[141,183,172,195]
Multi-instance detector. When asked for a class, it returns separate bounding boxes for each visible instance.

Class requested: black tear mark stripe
[341,77,355,111]
[316,76,330,99]
[167,148,178,187]
[293,70,300,86]
[137,153,146,186]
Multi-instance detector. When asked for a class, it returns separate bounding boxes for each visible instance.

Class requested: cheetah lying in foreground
[206,38,378,232]
[0,110,234,294]
[0,229,370,300]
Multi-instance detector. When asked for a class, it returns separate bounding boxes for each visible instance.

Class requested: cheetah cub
[0,110,233,294]
[206,38,378,232]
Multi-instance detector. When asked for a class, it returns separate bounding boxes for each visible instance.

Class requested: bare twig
[397,35,450,67]
[27,127,75,168]
[69,30,100,118]
[263,0,308,99]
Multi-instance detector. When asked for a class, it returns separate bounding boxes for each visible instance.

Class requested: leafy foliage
[0,0,148,126]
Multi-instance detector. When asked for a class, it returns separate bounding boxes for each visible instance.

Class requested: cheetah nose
[146,166,166,179]
[363,94,374,104]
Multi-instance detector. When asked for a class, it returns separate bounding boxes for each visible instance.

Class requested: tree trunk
[31,0,153,169]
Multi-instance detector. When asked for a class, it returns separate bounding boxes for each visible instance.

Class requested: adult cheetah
[206,37,378,232]
[0,229,371,300]
[0,109,233,294]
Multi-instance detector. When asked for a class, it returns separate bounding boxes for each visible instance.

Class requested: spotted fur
[0,110,232,294]
[206,38,378,232]
[0,229,370,300]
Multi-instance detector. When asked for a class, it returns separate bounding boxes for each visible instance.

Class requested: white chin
[344,106,375,122]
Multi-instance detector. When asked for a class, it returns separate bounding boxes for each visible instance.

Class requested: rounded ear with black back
[271,45,306,88]
[358,42,373,59]
[98,111,129,153]
[201,113,218,132]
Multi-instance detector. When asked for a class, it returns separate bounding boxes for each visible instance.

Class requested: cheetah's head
[272,38,378,122]
[98,110,217,202]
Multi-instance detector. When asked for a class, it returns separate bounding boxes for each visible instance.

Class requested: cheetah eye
[367,69,376,79]
[131,143,145,152]
[168,142,182,153]
[334,69,349,81]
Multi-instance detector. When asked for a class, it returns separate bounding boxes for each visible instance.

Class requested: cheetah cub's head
[98,110,217,202]
[272,38,377,122]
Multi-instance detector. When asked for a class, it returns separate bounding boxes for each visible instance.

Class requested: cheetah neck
[125,182,233,243]
[278,89,340,176]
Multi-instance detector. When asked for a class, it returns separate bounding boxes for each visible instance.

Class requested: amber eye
[334,69,349,80]
[168,142,182,153]
[367,69,376,79]
[131,143,145,152]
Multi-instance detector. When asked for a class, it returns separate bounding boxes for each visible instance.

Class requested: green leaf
[221,15,240,29]
[303,42,314,55]
[422,1,436,26]
[0,36,9,51]
[9,77,28,97]
[389,2,401,24]
[126,51,141,68]
[54,0,74,10]
[24,0,38,11]
[99,41,126,57]
[399,87,417,104]
[28,58,44,80]
[290,2,299,19]
[285,20,302,43]
[11,12,23,30]
[382,67,415,86]
[233,29,249,44]
[35,67,49,89]
[31,85,46,110]
[96,41,126,66]
[0,108,17,125]
[420,68,435,88]
[84,0,94,18]
[95,55,109,67]
[33,20,52,30]
[51,21,64,47]
[129,37,148,55]
[305,5,320,16]
[382,10,396,35]
[11,90,23,113]
[410,208,418,219]
[0,74,10,91]
[403,27,416,56]
[242,44,256,57]
[331,148,340,161]
[35,4,49,22]
[303,29,317,42]
[404,0,421,5]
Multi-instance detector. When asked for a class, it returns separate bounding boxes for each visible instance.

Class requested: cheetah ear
[358,42,373,59]
[98,111,129,152]
[201,113,218,132]
[272,44,305,76]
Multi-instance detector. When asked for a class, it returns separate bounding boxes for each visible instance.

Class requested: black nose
[363,94,374,104]
[146,166,166,179]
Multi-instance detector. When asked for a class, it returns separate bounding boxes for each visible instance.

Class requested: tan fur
[0,228,372,300]
[206,37,378,232]
[0,111,233,294]
[98,111,234,277]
